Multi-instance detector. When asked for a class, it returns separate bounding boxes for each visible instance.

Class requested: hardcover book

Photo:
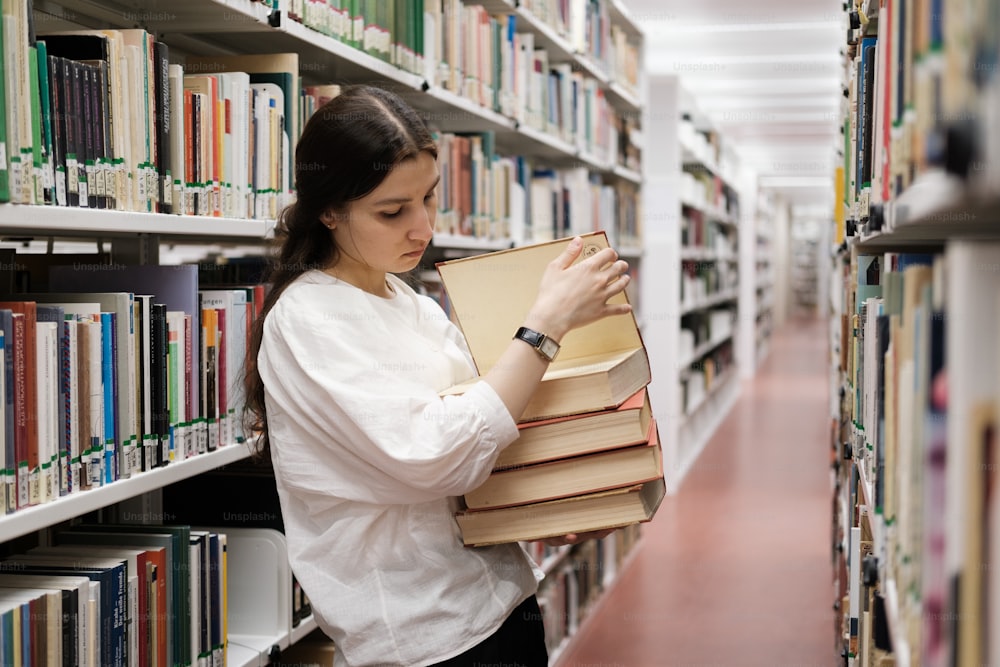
[495,386,652,470]
[456,477,666,548]
[435,231,650,422]
[464,418,662,511]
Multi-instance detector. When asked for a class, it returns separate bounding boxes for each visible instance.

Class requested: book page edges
[465,419,662,509]
[495,391,653,468]
[457,477,666,547]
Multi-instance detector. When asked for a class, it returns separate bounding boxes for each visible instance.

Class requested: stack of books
[436,232,665,547]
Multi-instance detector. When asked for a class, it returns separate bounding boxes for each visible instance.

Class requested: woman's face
[330,151,439,285]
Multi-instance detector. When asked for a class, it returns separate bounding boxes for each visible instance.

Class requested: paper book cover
[436,231,650,421]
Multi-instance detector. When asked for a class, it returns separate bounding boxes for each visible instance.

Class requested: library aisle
[557,316,835,666]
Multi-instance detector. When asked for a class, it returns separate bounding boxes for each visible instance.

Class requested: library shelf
[228,612,319,667]
[549,530,645,667]
[678,332,734,372]
[680,247,738,262]
[680,288,740,316]
[0,443,253,544]
[612,164,643,185]
[680,197,739,226]
[680,366,738,428]
[617,244,644,259]
[673,367,739,487]
[538,545,573,577]
[607,81,642,114]
[854,189,1000,250]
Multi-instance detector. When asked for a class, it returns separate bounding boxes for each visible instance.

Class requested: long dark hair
[244,84,438,459]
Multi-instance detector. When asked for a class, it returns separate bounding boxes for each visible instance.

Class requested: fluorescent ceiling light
[657,53,840,65]
[708,111,839,124]
[695,95,839,109]
[759,176,832,188]
[639,20,840,34]
[676,78,841,94]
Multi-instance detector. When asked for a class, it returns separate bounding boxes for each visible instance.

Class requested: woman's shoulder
[270,271,366,320]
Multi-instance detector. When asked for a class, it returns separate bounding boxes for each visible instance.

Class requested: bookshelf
[748,190,775,373]
[641,74,746,494]
[0,0,649,664]
[831,1,1000,665]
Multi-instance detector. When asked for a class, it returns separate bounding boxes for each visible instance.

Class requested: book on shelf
[464,417,661,511]
[435,231,650,422]
[456,477,666,548]
[495,385,652,470]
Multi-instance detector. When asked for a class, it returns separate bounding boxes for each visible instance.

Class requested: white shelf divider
[0,444,252,543]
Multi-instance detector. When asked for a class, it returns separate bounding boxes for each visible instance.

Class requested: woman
[244,85,631,666]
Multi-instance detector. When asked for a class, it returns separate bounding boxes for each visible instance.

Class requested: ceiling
[622,0,845,218]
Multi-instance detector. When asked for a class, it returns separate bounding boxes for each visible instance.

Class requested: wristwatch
[513,326,561,362]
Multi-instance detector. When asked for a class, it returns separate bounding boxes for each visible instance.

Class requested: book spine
[154,41,171,214]
[100,312,115,484]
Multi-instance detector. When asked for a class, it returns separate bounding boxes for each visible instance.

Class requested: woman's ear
[320,210,337,230]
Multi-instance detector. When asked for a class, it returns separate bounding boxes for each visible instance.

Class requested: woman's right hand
[523,236,633,342]
[481,236,635,422]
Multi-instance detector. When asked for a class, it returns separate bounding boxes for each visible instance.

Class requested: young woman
[244,85,632,666]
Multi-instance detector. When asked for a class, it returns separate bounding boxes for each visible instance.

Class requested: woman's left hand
[536,528,618,547]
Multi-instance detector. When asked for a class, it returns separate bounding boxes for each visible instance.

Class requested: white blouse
[257,270,542,666]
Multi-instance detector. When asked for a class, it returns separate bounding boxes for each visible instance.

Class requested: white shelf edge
[679,247,737,262]
[0,204,271,239]
[228,632,284,667]
[517,124,578,156]
[421,86,515,130]
[679,367,739,428]
[680,288,739,315]
[514,6,575,63]
[611,165,642,184]
[679,197,738,226]
[678,331,734,370]
[607,81,641,112]
[280,15,425,90]
[0,443,253,543]
[572,53,610,87]
[290,614,319,645]
[616,244,643,258]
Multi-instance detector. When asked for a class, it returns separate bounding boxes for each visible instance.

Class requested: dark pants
[429,595,549,667]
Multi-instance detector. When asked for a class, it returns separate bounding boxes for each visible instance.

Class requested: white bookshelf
[641,74,746,494]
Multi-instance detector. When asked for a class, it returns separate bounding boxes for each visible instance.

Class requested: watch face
[518,328,543,346]
[539,337,560,360]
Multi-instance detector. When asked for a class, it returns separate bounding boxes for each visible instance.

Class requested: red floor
[556,317,837,667]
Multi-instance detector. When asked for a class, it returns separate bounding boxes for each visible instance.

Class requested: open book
[436,232,650,422]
